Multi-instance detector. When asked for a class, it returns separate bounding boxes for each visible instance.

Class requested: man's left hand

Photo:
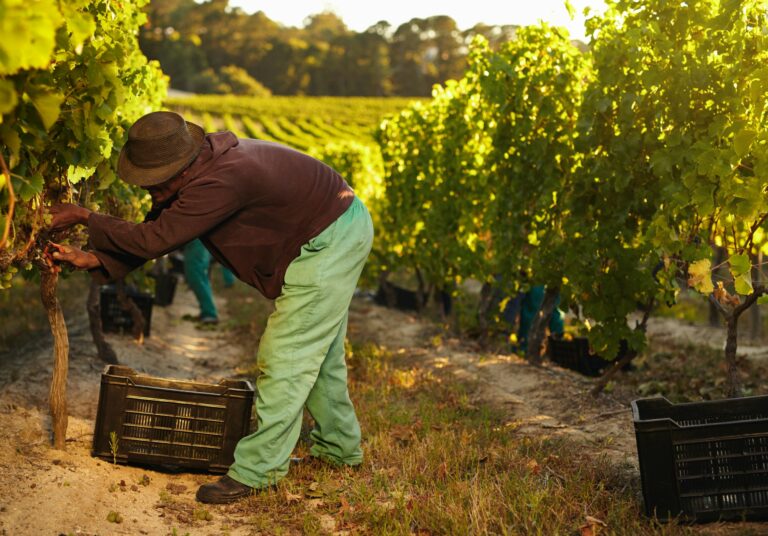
[49,203,92,231]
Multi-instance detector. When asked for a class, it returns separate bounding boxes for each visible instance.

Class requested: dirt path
[0,281,250,536]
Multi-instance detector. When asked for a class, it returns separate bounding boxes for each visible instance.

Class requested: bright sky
[227,0,608,42]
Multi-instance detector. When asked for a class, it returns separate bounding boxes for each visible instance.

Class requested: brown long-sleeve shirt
[88,131,354,299]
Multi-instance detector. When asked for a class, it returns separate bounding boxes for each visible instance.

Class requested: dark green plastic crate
[100,285,153,337]
[93,365,254,473]
[547,336,628,376]
[632,395,768,522]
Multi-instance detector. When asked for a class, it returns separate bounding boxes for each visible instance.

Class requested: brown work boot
[196,475,253,504]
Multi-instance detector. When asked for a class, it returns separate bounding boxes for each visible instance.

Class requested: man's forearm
[81,251,102,270]
[78,206,93,225]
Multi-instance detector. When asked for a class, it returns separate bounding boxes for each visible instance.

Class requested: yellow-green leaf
[564,0,576,19]
[30,91,64,131]
[0,124,21,168]
[63,11,95,49]
[0,80,17,114]
[0,0,63,75]
[729,253,751,277]
[734,129,757,158]
[67,165,95,185]
[735,272,753,296]
[688,258,713,294]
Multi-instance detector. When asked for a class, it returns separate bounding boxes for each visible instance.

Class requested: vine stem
[0,152,16,250]
[40,269,69,449]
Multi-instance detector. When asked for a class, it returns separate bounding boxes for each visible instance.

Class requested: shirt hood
[180,131,239,188]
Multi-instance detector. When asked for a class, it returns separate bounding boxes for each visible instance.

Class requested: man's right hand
[49,203,92,231]
[49,243,102,270]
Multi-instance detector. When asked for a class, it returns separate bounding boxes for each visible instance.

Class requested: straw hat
[117,111,205,187]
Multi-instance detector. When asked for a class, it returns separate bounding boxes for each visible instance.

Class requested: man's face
[143,171,186,204]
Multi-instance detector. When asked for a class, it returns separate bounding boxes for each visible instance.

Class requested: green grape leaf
[735,272,753,296]
[0,124,21,168]
[0,80,18,114]
[67,165,95,185]
[734,129,757,157]
[757,295,768,305]
[64,11,95,50]
[564,0,576,19]
[729,253,751,277]
[30,91,65,131]
[13,173,44,202]
[688,259,713,294]
[0,0,63,75]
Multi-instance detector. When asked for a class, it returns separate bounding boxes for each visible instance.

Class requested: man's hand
[50,242,102,270]
[49,203,92,231]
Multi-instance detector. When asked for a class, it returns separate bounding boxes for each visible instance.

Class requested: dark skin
[49,170,188,270]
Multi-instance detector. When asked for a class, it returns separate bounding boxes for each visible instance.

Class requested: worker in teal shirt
[508,285,565,352]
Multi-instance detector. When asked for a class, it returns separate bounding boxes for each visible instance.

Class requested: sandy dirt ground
[1,282,767,535]
[0,281,251,536]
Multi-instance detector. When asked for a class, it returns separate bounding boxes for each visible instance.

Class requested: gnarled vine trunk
[591,297,655,397]
[712,286,765,398]
[40,269,69,449]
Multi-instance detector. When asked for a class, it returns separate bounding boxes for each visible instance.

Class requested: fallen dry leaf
[284,491,302,504]
[306,481,323,498]
[165,483,187,495]
[579,515,608,536]
[307,499,325,509]
[525,459,541,475]
[375,499,396,511]
[338,496,352,515]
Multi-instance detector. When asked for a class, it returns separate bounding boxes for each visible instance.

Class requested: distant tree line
[140,0,569,96]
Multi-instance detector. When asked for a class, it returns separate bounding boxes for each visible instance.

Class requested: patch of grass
[343,344,690,535]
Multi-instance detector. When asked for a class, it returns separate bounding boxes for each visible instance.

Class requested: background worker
[516,285,565,352]
[49,110,374,504]
[182,238,235,324]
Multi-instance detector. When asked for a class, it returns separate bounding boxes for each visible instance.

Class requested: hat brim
[117,121,206,187]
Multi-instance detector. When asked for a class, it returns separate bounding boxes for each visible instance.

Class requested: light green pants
[228,196,373,488]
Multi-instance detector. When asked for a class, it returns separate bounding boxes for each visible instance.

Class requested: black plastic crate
[632,395,768,522]
[92,365,254,473]
[169,250,185,275]
[153,273,178,307]
[100,285,153,337]
[547,336,628,376]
